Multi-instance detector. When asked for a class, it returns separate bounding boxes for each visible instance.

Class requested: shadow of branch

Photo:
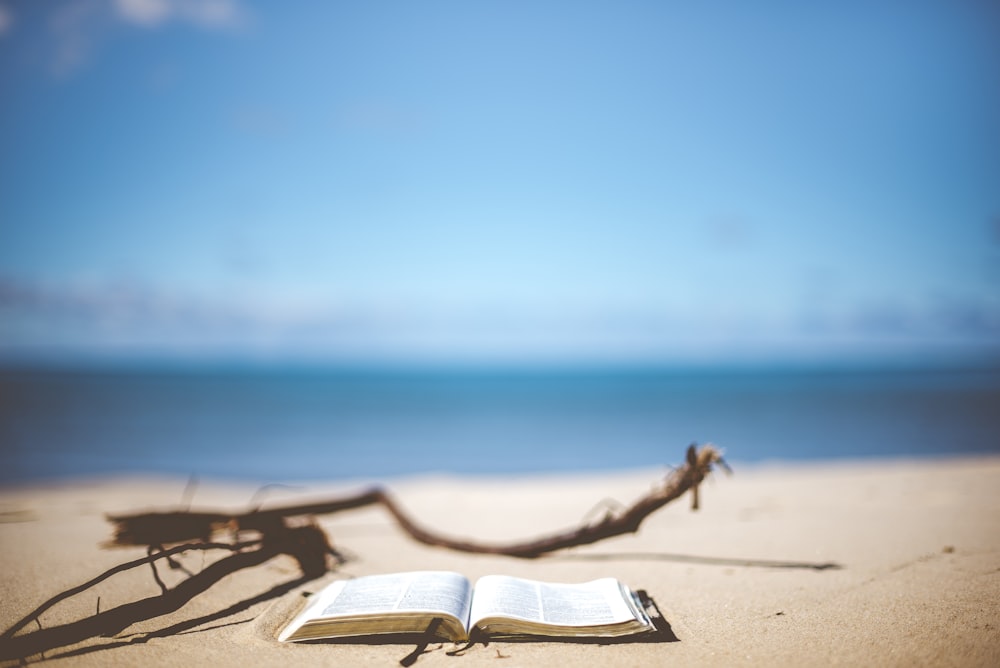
[45,575,313,662]
[0,545,323,663]
[555,551,842,571]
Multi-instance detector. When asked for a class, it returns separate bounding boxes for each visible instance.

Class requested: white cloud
[113,0,171,26]
[0,5,13,35]
[45,0,246,75]
[48,0,106,76]
[179,0,243,28]
[112,0,244,29]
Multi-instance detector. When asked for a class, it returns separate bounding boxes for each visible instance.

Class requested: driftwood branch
[108,443,727,559]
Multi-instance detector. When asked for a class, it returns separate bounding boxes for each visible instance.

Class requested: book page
[278,571,473,642]
[469,575,638,628]
[285,571,471,630]
[321,571,471,619]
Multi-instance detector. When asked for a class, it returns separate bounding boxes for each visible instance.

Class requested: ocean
[2,364,999,484]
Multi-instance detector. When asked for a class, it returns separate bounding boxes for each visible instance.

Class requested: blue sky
[1,0,999,365]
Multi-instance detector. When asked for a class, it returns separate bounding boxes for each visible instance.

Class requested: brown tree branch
[107,443,727,559]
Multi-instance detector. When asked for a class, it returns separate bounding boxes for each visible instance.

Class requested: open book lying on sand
[278,571,655,643]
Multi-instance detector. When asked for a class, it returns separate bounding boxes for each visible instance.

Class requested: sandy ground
[1,456,999,666]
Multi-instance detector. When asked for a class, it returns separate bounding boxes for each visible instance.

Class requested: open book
[278,571,654,643]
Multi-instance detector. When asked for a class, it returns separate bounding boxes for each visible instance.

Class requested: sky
[1,0,999,367]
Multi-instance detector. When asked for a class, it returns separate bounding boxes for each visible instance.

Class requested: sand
[1,456,999,666]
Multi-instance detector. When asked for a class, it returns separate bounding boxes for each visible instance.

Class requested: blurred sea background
[2,2,999,484]
[2,363,999,482]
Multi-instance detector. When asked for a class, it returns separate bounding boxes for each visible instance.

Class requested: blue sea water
[1,365,999,484]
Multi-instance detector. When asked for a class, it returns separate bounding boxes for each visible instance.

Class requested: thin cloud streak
[1,275,997,365]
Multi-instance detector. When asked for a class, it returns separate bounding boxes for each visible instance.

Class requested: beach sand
[2,456,999,666]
